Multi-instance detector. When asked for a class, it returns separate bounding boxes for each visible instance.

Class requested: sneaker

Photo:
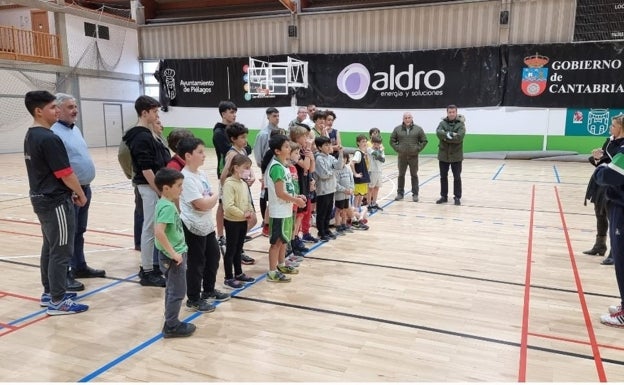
[319,235,331,242]
[436,197,448,204]
[292,247,305,257]
[454,197,461,206]
[609,305,622,315]
[267,270,291,283]
[368,205,377,213]
[394,193,404,201]
[261,223,269,237]
[224,278,244,289]
[162,322,196,338]
[47,298,89,316]
[326,231,337,240]
[601,255,614,265]
[244,235,253,242]
[412,195,419,202]
[186,298,216,313]
[202,289,231,302]
[277,264,299,275]
[241,253,255,265]
[336,226,346,236]
[140,270,166,287]
[294,237,309,252]
[287,254,304,262]
[40,292,78,307]
[236,273,255,283]
[301,233,319,243]
[601,310,624,328]
[285,259,300,268]
[344,225,354,233]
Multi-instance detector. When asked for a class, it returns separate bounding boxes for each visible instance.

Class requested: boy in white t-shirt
[177,137,231,312]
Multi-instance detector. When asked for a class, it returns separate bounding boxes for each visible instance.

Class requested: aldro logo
[337,63,445,100]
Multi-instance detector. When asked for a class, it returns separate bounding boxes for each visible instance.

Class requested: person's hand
[592,148,604,160]
[346,189,353,195]
[73,193,87,207]
[446,132,453,140]
[293,196,306,208]
[355,172,363,178]
[172,253,183,266]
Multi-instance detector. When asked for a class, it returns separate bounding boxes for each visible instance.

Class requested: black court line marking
[302,255,620,301]
[233,295,624,367]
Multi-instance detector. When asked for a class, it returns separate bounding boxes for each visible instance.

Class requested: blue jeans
[71,185,91,270]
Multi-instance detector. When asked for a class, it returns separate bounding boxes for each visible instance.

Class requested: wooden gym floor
[0,147,623,382]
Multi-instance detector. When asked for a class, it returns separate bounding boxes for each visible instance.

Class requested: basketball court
[0,148,623,381]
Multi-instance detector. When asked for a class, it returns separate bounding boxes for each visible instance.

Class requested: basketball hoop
[247,56,308,98]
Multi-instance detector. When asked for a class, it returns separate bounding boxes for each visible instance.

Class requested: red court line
[529,331,624,353]
[554,186,606,382]
[0,218,133,238]
[518,185,535,382]
[0,315,49,337]
[0,322,17,330]
[0,229,124,249]
[0,291,39,304]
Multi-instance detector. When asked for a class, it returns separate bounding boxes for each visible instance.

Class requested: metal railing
[0,25,61,65]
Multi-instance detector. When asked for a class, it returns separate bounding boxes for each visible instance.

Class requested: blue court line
[1,273,138,330]
[492,163,505,180]
[553,165,561,183]
[79,271,270,382]
[79,168,439,381]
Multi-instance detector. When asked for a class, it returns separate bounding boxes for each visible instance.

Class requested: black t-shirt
[24,126,73,213]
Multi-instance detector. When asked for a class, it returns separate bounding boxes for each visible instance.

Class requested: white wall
[79,76,141,147]
[160,105,567,136]
[0,8,56,34]
[65,14,139,75]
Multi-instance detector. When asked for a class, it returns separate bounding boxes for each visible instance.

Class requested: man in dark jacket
[122,95,170,287]
[435,105,466,206]
[390,112,428,202]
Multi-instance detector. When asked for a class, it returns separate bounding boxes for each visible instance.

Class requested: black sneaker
[202,290,231,302]
[436,197,448,204]
[294,237,309,252]
[140,270,166,287]
[326,231,337,240]
[454,197,461,206]
[236,273,255,283]
[186,299,216,313]
[241,253,255,265]
[162,322,196,338]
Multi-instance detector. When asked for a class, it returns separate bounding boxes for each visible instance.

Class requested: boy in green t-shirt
[154,168,195,338]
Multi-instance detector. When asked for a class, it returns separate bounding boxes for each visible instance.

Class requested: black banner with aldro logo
[574,0,624,41]
[154,41,624,110]
[294,46,503,109]
[503,42,624,108]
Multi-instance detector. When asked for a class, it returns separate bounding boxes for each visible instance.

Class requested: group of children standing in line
[130,98,387,338]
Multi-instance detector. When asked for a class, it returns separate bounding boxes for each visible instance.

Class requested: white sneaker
[609,305,622,315]
[601,310,624,327]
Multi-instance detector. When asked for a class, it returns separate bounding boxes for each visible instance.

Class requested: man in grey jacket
[435,105,466,206]
[390,112,428,202]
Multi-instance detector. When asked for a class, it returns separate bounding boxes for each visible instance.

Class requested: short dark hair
[154,168,184,192]
[176,136,205,158]
[266,107,279,115]
[369,127,380,136]
[218,101,237,116]
[371,135,382,144]
[325,110,336,120]
[356,134,368,143]
[269,134,290,154]
[447,104,458,110]
[312,110,327,122]
[167,128,193,153]
[226,122,248,141]
[315,135,331,148]
[24,90,56,117]
[134,95,160,116]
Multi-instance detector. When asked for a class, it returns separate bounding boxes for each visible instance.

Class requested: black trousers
[183,225,220,301]
[316,192,334,237]
[224,219,247,279]
[439,160,462,199]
